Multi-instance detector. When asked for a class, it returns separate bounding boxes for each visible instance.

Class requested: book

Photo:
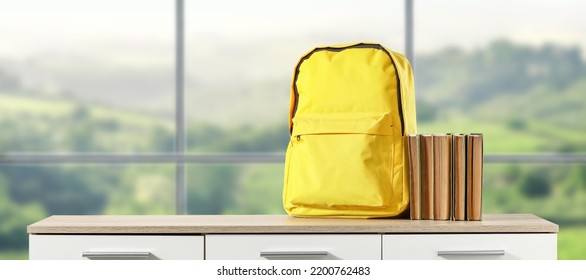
[467,133,484,221]
[433,134,451,220]
[419,134,434,220]
[452,134,467,221]
[407,132,483,222]
[406,134,421,220]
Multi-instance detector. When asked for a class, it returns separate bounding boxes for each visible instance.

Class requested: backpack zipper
[291,43,406,136]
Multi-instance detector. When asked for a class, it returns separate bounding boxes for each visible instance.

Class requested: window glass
[185,0,404,152]
[0,164,175,259]
[187,164,285,215]
[414,0,586,153]
[0,0,174,152]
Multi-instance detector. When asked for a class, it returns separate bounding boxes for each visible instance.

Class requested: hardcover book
[467,133,483,221]
[407,134,421,220]
[452,134,467,221]
[420,134,434,220]
[433,134,451,220]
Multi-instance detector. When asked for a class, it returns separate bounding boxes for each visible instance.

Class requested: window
[0,0,175,259]
[0,0,175,153]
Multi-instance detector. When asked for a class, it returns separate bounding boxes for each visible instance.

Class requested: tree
[519,170,551,198]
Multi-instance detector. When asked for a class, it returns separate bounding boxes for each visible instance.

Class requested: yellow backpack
[283,43,417,218]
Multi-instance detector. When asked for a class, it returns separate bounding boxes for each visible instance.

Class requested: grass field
[558,226,586,260]
[0,250,27,260]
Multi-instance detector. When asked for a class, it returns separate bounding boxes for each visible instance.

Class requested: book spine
[407,134,421,220]
[452,134,466,221]
[420,134,434,220]
[433,135,451,220]
[469,133,484,221]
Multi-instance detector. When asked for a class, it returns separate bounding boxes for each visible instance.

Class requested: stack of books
[406,133,483,221]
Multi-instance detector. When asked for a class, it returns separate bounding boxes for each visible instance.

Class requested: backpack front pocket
[284,113,395,211]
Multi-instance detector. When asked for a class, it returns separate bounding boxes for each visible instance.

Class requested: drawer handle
[260,251,328,258]
[82,251,152,259]
[437,250,505,256]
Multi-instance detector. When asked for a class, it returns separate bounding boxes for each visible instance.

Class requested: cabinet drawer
[383,233,556,260]
[206,234,381,260]
[29,235,204,260]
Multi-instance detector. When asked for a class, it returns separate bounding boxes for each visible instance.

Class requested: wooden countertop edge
[27,214,559,234]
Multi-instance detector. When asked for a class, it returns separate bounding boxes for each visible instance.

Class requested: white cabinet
[206,234,381,260]
[383,233,557,260]
[29,235,204,260]
[27,214,559,260]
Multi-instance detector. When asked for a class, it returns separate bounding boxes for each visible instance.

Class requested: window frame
[1,0,585,215]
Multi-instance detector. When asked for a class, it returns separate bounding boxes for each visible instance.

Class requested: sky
[416,0,586,53]
[0,0,585,57]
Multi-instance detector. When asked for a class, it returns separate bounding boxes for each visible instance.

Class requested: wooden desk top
[27,214,558,234]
